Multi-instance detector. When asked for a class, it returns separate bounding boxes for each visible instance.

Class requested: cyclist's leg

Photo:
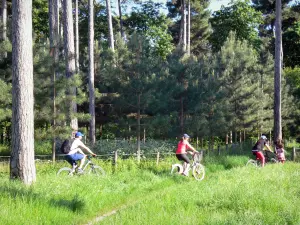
[180,154,191,175]
[76,153,86,169]
[65,155,76,167]
[256,152,265,167]
[69,153,85,170]
[176,154,190,175]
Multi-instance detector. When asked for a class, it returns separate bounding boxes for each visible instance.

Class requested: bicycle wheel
[88,165,105,176]
[269,158,278,164]
[246,159,258,167]
[57,167,73,177]
[192,163,205,181]
[170,164,183,174]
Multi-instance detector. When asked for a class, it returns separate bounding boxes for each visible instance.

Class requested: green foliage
[284,66,300,137]
[283,21,300,67]
[0,144,9,156]
[33,0,49,42]
[0,79,11,121]
[252,0,299,67]
[167,0,211,56]
[35,140,52,155]
[125,1,174,59]
[33,41,90,140]
[92,139,175,155]
[209,0,263,52]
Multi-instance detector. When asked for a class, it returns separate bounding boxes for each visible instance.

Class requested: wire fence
[1,142,299,167]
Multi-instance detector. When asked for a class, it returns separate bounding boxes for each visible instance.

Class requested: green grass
[101,162,300,225]
[0,156,300,224]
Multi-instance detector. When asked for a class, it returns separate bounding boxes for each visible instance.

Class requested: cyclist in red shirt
[176,134,198,176]
[251,135,273,167]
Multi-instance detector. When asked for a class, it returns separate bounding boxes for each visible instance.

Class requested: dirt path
[84,204,129,225]
[83,179,183,225]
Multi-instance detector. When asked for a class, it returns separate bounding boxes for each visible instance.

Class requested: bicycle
[170,152,205,181]
[246,150,278,167]
[57,155,105,177]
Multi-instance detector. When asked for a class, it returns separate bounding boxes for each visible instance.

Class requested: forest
[0,0,300,183]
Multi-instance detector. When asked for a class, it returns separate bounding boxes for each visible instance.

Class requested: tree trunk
[75,0,79,73]
[180,96,184,133]
[178,0,186,51]
[48,0,60,162]
[187,0,190,55]
[274,0,282,141]
[182,0,186,51]
[88,0,96,145]
[117,0,125,40]
[137,94,141,163]
[63,0,78,130]
[106,0,114,50]
[2,0,7,58]
[10,0,36,185]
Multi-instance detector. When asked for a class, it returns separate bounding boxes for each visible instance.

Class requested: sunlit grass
[0,156,299,224]
[101,162,300,225]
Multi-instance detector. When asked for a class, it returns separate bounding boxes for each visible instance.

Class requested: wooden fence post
[114,151,118,168]
[218,145,220,156]
[156,152,160,166]
[226,134,228,151]
[292,147,296,161]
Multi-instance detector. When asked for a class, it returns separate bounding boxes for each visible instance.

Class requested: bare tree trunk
[178,0,186,51]
[274,0,282,141]
[106,0,114,50]
[49,0,60,161]
[2,0,7,58]
[137,94,141,163]
[117,0,125,40]
[182,0,186,51]
[180,96,184,133]
[88,0,95,145]
[63,0,78,130]
[187,0,190,55]
[11,0,36,185]
[75,0,79,73]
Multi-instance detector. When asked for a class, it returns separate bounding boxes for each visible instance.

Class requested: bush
[0,144,9,156]
[35,140,52,155]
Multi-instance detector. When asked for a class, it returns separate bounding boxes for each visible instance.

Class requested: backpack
[60,139,74,154]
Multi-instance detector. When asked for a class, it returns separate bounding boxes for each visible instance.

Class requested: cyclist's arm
[77,149,85,154]
[265,144,273,152]
[78,142,96,155]
[186,142,197,152]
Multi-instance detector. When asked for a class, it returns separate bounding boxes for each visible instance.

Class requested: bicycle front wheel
[192,163,205,181]
[57,167,73,177]
[88,165,105,176]
[246,159,258,167]
[269,158,278,164]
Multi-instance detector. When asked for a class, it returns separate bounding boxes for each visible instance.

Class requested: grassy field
[0,156,300,225]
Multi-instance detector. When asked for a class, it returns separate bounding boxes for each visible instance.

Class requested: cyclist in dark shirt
[252,135,273,167]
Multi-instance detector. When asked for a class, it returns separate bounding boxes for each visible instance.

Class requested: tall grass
[0,156,299,224]
[101,162,300,225]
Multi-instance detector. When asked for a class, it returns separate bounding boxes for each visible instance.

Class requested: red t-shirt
[176,140,192,154]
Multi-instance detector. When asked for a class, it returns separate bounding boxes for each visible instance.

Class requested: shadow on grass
[0,184,85,212]
[49,195,86,212]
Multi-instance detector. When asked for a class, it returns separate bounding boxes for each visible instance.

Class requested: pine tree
[11,0,36,184]
[62,0,78,130]
[214,32,262,139]
[88,0,96,145]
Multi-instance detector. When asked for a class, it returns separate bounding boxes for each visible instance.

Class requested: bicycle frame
[70,156,93,174]
[180,153,202,174]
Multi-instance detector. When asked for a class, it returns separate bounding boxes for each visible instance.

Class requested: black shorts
[176,154,190,164]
